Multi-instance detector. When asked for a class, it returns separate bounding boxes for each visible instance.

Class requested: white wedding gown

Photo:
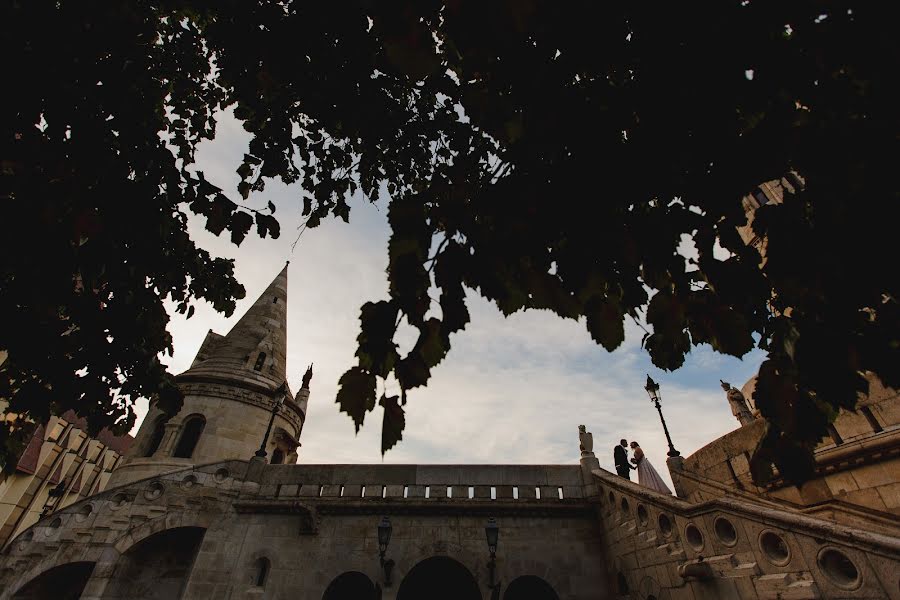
[634,448,672,495]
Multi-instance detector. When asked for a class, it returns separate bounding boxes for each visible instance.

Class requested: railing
[253,463,587,503]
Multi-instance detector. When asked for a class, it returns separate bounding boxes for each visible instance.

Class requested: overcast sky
[136,109,764,488]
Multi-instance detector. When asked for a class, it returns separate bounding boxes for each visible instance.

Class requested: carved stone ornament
[578,425,594,456]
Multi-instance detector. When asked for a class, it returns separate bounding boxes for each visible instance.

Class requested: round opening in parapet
[620,497,630,515]
[214,468,230,483]
[818,548,861,590]
[637,504,649,526]
[20,530,34,543]
[714,516,737,546]
[144,481,164,500]
[181,474,198,489]
[608,490,615,505]
[75,504,93,522]
[685,523,704,551]
[47,517,62,533]
[110,493,128,510]
[759,530,791,566]
[657,513,673,538]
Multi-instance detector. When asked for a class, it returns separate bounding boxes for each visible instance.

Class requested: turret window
[144,417,167,457]
[173,415,206,458]
[253,353,266,371]
[271,448,284,465]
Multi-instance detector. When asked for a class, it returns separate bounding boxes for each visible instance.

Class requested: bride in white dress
[630,442,672,495]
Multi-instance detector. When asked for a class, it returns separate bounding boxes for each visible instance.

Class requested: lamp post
[485,517,499,589]
[644,375,680,457]
[255,381,288,459]
[377,516,394,586]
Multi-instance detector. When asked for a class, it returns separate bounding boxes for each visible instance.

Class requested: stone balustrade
[252,463,587,503]
[591,463,900,599]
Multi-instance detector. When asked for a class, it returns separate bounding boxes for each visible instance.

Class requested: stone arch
[102,526,206,599]
[172,414,206,458]
[112,510,216,555]
[504,575,560,600]
[397,556,481,600]
[10,561,96,600]
[1,540,107,599]
[322,571,376,599]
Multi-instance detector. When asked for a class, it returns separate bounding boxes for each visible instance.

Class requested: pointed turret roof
[178,263,291,392]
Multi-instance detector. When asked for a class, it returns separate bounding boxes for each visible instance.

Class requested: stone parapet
[0,460,607,599]
[591,466,900,599]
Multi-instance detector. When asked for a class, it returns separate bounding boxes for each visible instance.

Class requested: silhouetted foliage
[2,2,896,482]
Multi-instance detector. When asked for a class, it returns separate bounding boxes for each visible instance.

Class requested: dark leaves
[255,212,280,239]
[3,1,895,483]
[228,211,253,245]
[585,295,625,352]
[644,291,690,370]
[336,367,377,433]
[379,394,405,455]
[356,301,400,378]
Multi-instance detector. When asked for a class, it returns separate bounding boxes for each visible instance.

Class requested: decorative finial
[720,379,731,390]
[301,363,313,389]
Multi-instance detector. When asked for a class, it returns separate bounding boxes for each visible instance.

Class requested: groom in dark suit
[614,439,633,479]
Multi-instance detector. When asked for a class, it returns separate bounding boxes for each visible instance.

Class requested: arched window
[143,417,166,457]
[173,415,206,458]
[254,557,270,587]
[253,353,266,371]
[271,448,284,465]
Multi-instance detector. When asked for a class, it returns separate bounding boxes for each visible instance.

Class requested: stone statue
[578,425,594,457]
[301,363,313,389]
[721,380,754,426]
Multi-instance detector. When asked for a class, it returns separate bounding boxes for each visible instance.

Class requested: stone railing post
[666,455,687,498]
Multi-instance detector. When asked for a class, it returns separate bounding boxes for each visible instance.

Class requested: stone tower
[108,263,309,487]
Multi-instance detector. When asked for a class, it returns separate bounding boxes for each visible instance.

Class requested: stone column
[159,421,182,456]
[666,455,687,498]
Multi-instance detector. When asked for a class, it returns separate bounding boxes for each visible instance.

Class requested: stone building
[1,265,898,599]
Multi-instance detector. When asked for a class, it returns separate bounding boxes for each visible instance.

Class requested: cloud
[138,109,765,493]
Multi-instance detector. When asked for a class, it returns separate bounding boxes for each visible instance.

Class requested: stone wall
[0,460,609,599]
[592,462,900,599]
[680,379,900,525]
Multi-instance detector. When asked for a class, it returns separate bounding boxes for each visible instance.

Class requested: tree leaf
[336,367,377,433]
[379,394,405,455]
[356,301,400,378]
[585,295,625,352]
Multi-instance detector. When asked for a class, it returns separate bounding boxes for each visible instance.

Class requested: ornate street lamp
[485,517,499,588]
[377,516,394,586]
[645,375,680,457]
[255,381,288,459]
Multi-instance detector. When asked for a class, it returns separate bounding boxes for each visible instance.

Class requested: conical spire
[179,263,290,391]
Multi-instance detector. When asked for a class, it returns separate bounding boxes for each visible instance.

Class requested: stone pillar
[78,548,119,599]
[160,421,182,456]
[666,455,687,498]
[577,425,601,497]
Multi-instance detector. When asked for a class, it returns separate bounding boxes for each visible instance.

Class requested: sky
[135,109,765,489]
